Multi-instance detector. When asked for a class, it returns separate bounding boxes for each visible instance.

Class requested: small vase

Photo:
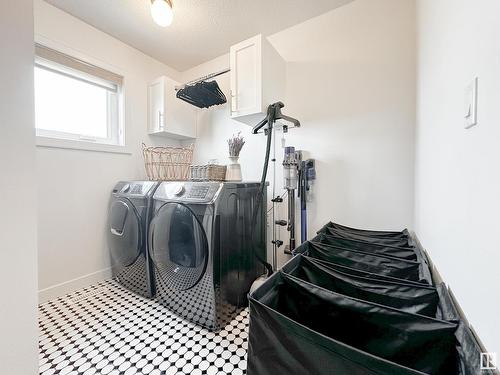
[226,156,242,181]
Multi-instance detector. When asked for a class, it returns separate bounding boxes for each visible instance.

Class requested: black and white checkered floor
[38,279,249,375]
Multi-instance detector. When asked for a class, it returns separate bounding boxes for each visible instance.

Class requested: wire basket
[142,143,194,181]
[190,164,227,181]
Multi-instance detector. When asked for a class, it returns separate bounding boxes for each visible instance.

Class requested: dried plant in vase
[226,132,245,181]
[227,132,245,157]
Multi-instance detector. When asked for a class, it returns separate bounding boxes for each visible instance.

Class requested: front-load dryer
[107,181,159,298]
[149,181,266,330]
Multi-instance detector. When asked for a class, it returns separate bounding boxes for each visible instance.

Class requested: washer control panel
[113,181,156,197]
[155,182,222,203]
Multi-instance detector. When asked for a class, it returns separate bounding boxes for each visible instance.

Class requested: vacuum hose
[250,111,274,277]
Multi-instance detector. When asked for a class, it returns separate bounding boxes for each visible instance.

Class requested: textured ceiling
[43,0,354,71]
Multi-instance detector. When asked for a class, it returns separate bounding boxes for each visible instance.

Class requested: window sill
[36,136,132,155]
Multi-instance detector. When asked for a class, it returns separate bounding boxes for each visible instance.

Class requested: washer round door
[107,198,142,268]
[150,202,209,291]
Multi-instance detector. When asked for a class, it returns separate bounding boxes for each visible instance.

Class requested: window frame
[34,38,127,153]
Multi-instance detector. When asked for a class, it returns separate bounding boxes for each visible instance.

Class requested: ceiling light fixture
[151,0,173,27]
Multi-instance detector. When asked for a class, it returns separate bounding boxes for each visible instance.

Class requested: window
[34,44,124,146]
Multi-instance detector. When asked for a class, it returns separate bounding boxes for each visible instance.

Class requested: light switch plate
[464,77,478,129]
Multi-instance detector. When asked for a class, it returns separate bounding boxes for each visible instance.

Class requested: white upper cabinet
[148,76,197,139]
[230,34,285,125]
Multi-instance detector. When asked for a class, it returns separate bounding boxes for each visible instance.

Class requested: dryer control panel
[154,182,222,204]
[187,185,210,199]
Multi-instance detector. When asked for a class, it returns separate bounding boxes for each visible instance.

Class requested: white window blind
[35,43,123,92]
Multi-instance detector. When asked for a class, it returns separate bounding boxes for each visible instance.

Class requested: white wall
[35,0,182,302]
[183,0,416,267]
[0,0,39,373]
[416,0,500,353]
[271,0,416,233]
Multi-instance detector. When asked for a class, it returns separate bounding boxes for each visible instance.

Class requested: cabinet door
[148,78,165,133]
[169,97,197,138]
[177,100,196,138]
[163,77,196,139]
[230,35,262,118]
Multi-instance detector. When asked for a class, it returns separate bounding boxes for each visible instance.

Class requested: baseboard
[38,267,112,304]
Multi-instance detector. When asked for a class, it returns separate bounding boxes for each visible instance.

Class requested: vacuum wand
[288,189,296,250]
[300,171,307,243]
[283,146,300,254]
[298,158,316,243]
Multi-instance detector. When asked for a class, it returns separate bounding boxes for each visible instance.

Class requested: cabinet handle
[230,90,238,113]
[158,111,164,130]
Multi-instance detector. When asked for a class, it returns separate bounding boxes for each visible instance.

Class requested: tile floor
[38,280,249,375]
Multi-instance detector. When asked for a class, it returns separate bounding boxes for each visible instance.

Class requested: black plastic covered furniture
[282,255,439,316]
[293,240,429,283]
[312,232,417,260]
[318,224,412,248]
[247,272,459,375]
[321,221,411,240]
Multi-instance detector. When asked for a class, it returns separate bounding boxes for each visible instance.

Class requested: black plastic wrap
[435,283,461,322]
[308,256,430,287]
[435,285,496,375]
[455,322,496,375]
[312,232,417,260]
[247,272,459,375]
[322,221,410,240]
[293,240,429,283]
[318,225,412,248]
[248,221,489,375]
[282,255,439,316]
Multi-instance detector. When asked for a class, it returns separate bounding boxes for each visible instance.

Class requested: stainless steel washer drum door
[107,198,142,267]
[150,202,209,291]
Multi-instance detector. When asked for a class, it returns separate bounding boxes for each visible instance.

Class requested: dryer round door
[150,202,209,291]
[107,198,142,267]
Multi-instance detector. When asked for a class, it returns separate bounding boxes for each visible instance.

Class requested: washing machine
[107,181,159,298]
[149,181,266,330]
